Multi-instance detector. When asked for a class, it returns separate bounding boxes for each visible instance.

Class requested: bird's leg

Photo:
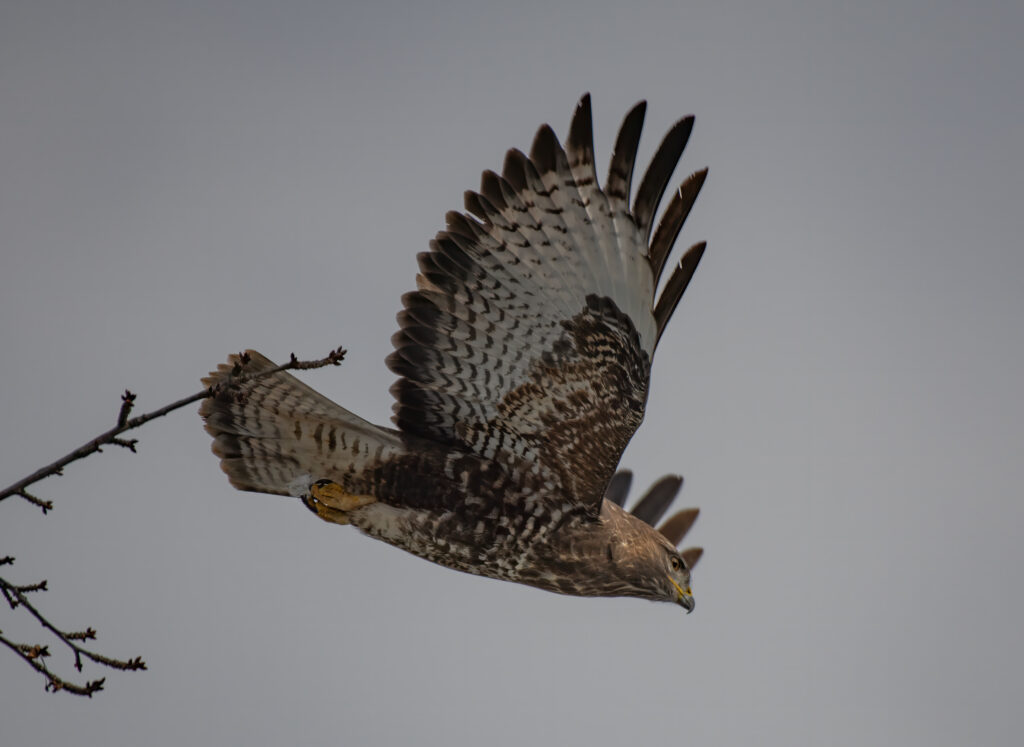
[302,479,376,526]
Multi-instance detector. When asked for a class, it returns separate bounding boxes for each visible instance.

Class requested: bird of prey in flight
[201,94,708,611]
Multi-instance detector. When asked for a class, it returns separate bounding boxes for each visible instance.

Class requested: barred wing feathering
[388,94,706,509]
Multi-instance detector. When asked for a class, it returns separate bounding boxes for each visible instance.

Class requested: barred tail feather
[200,350,403,497]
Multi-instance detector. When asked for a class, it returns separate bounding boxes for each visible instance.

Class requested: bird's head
[602,501,695,612]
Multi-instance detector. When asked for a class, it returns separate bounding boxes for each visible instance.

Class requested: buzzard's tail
[200,350,403,498]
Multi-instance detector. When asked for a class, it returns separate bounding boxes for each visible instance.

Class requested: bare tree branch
[0,632,107,696]
[0,346,347,509]
[0,572,145,682]
[1,345,346,696]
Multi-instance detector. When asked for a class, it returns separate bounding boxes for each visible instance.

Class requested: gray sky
[2,1,1022,744]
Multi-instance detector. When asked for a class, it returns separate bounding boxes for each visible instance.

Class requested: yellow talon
[301,493,350,525]
[309,479,376,512]
[316,501,351,525]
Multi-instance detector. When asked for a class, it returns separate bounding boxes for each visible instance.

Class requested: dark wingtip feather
[480,170,508,211]
[604,469,634,507]
[606,101,647,204]
[658,508,700,547]
[633,115,695,241]
[566,93,595,173]
[681,547,703,570]
[649,168,708,284]
[464,190,488,222]
[653,241,706,345]
[530,124,562,175]
[503,149,530,192]
[630,474,684,526]
[465,187,503,225]
[445,210,484,240]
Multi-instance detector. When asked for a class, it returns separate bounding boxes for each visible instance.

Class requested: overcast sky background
[2,1,1022,745]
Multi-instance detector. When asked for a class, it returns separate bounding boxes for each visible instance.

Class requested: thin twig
[14,580,47,594]
[116,390,135,427]
[0,632,105,696]
[0,575,145,674]
[14,490,53,514]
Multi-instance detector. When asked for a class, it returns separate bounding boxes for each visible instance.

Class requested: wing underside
[388,95,707,509]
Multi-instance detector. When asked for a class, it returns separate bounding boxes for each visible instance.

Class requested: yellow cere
[670,578,692,600]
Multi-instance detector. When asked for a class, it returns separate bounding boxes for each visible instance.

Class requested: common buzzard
[201,95,707,611]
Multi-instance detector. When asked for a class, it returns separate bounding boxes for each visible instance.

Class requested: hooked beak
[671,578,695,614]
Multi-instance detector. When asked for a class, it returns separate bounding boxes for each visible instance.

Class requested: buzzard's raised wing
[387,95,706,510]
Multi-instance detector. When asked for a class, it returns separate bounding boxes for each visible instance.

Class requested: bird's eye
[670,556,683,572]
